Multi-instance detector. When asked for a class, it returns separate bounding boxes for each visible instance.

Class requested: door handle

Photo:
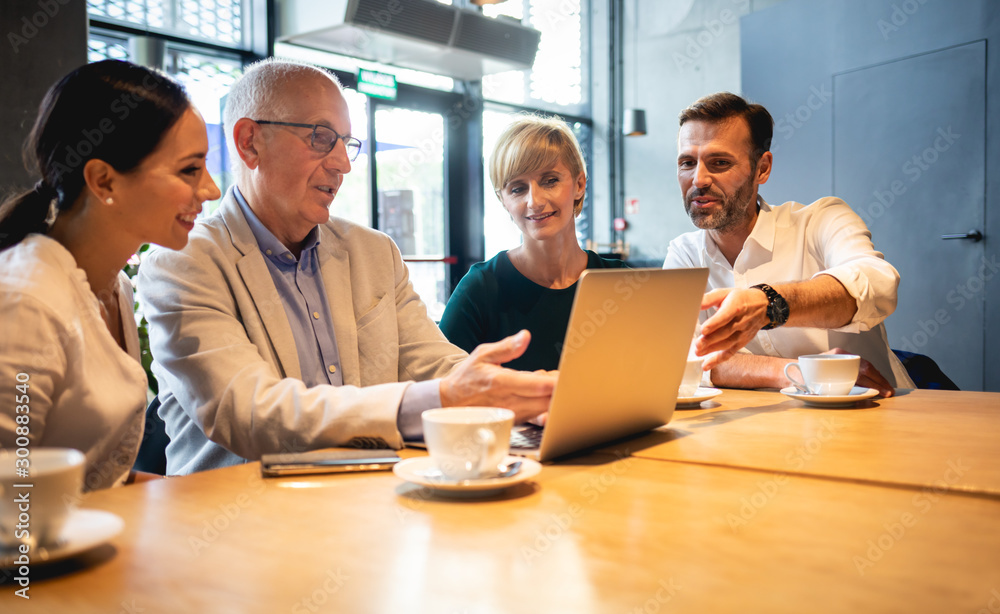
[940,230,983,242]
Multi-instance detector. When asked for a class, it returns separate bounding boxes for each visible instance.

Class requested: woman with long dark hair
[0,60,220,490]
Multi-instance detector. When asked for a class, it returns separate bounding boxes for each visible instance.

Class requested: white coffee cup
[784,354,860,396]
[422,407,514,480]
[678,357,705,397]
[0,447,85,549]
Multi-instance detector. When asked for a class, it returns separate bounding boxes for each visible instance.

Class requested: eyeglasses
[253,120,363,161]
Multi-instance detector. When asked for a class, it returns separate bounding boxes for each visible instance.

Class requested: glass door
[332,87,372,227]
[372,106,449,320]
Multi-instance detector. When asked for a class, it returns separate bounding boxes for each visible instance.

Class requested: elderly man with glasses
[138,59,555,474]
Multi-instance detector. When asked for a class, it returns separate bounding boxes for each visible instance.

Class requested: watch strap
[752,283,789,330]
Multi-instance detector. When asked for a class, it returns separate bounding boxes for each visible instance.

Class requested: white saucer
[676,387,723,408]
[393,455,541,497]
[780,386,879,407]
[0,509,123,568]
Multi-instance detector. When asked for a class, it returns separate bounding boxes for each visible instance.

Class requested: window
[88,33,129,62]
[482,108,523,259]
[88,2,253,214]
[479,0,593,260]
[100,1,595,313]
[374,107,448,319]
[482,0,588,115]
[169,50,242,211]
[87,0,247,48]
[331,88,372,227]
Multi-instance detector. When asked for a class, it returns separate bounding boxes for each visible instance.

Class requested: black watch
[752,283,789,330]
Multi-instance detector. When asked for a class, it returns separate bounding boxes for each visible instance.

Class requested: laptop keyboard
[510,425,544,449]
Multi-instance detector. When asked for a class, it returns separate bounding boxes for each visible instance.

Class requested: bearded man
[663,92,914,395]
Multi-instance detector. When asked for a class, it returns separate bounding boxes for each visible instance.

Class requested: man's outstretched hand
[439,330,557,423]
[695,288,770,370]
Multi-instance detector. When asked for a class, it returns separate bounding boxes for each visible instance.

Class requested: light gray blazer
[137,189,465,474]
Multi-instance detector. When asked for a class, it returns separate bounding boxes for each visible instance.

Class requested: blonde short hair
[489,115,587,216]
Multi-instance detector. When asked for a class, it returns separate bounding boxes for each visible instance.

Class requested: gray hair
[223,58,342,180]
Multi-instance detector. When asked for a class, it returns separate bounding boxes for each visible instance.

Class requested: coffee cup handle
[783,362,810,393]
[475,427,497,477]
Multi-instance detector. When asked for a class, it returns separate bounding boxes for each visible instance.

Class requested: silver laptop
[510,267,708,461]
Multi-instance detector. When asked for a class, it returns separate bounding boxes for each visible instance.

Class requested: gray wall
[606,0,789,263]
[609,0,997,390]
[0,0,87,195]
[740,0,998,390]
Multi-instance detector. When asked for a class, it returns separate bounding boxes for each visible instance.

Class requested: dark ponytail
[0,59,190,251]
[0,182,57,249]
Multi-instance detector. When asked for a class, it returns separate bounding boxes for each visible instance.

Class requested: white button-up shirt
[664,197,914,388]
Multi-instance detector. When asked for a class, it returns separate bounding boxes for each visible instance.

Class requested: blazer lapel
[318,235,360,387]
[220,191,303,380]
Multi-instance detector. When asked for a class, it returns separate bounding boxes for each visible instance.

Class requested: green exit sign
[358,69,397,100]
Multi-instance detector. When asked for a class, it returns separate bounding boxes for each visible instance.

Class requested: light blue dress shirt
[234,188,441,439]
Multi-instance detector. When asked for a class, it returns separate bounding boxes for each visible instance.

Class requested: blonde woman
[440,116,627,371]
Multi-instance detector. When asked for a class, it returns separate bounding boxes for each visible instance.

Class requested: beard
[684,173,757,233]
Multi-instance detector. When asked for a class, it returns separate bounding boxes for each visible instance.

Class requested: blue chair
[892,350,960,390]
[132,396,170,475]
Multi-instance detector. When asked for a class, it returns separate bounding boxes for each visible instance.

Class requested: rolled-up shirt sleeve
[806,198,900,333]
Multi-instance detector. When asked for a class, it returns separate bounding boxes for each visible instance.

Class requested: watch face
[770,296,790,326]
[775,302,790,322]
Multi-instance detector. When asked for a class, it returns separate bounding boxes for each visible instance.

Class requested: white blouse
[0,234,147,490]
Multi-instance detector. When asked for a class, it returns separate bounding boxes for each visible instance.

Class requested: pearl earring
[105,197,113,204]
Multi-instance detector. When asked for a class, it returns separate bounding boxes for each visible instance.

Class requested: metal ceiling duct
[277,0,541,80]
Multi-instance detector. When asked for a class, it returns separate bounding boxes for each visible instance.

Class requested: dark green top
[439,250,628,371]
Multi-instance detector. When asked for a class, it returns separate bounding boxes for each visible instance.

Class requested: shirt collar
[746,196,775,254]
[233,186,321,265]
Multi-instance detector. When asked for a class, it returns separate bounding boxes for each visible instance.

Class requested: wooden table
[4,388,999,612]
[3,448,999,612]
[601,389,1000,496]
